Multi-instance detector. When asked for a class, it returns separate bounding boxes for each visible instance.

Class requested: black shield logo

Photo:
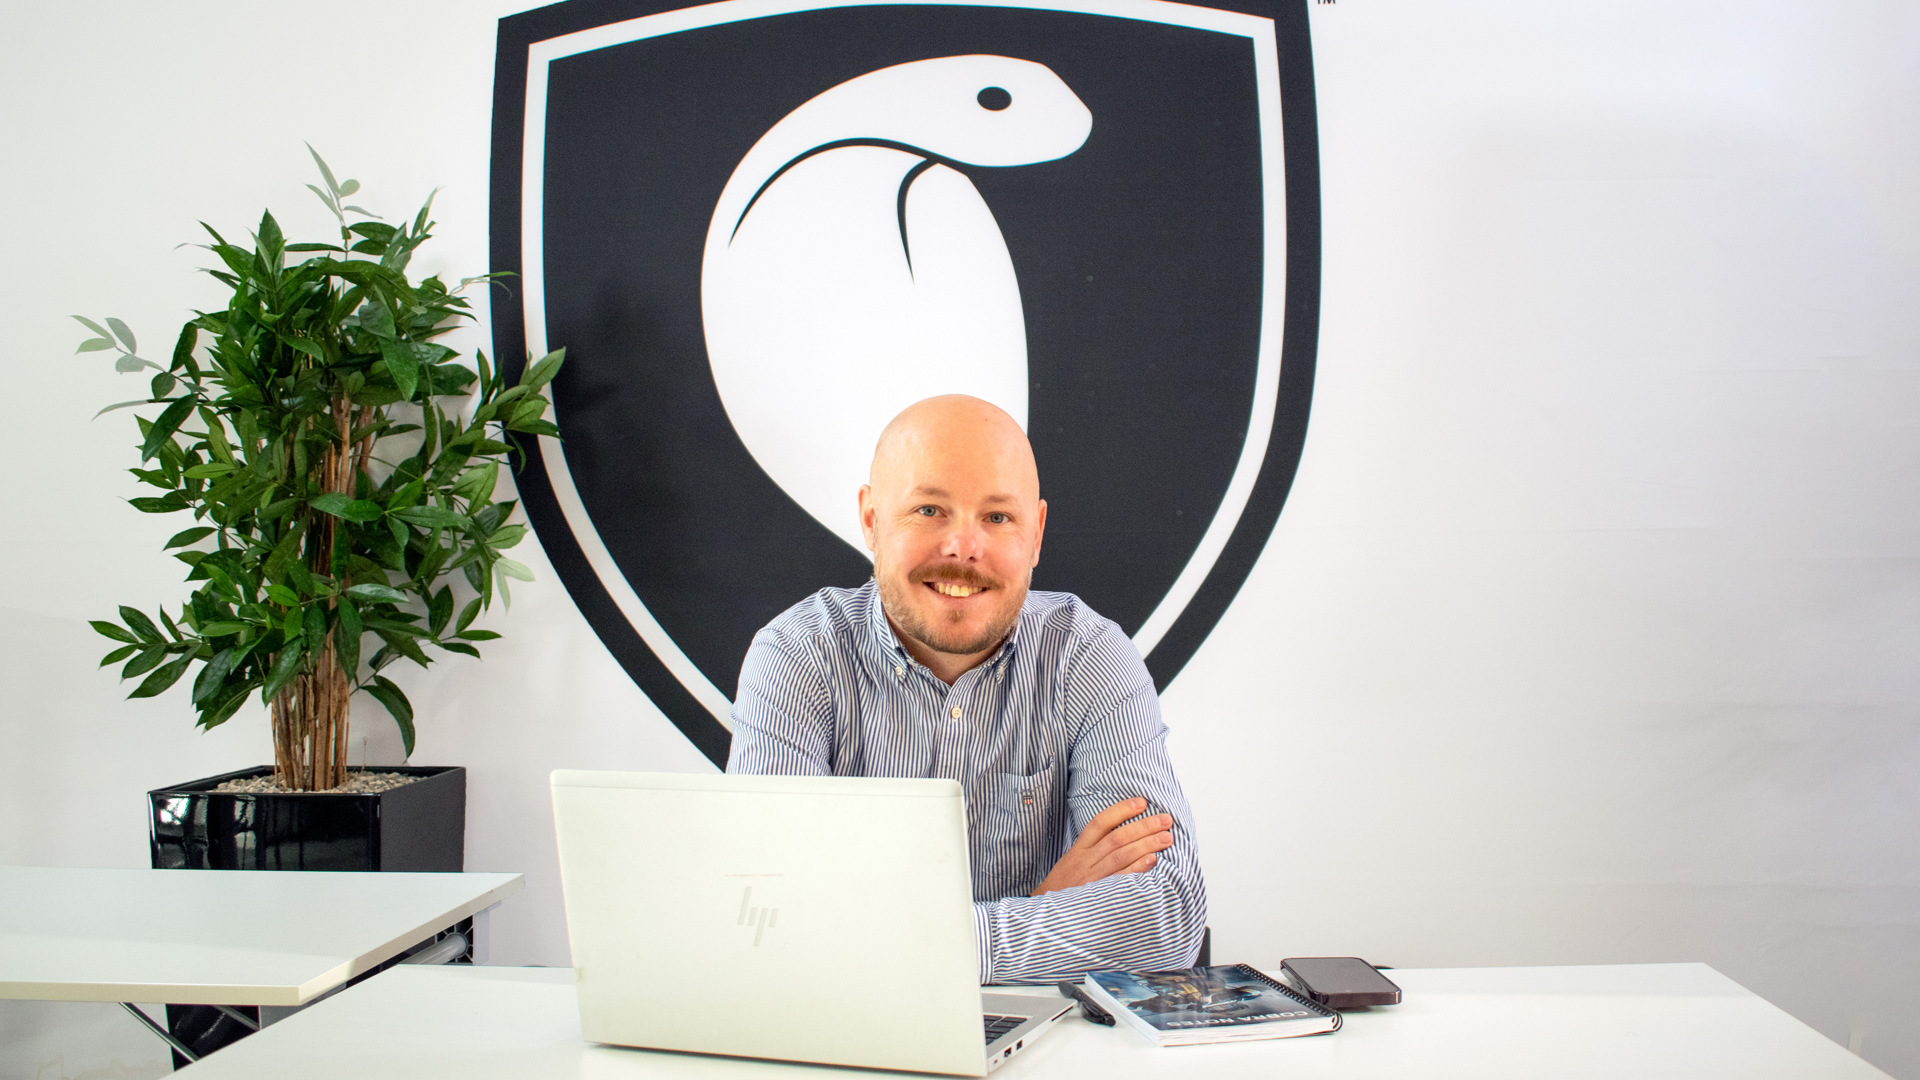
[489,0,1321,765]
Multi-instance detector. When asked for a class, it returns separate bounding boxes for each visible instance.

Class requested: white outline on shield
[518,0,1288,731]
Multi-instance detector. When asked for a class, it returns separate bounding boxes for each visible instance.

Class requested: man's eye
[987,512,1009,524]
[915,505,939,516]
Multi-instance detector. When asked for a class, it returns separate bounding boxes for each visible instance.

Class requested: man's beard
[876,562,1028,659]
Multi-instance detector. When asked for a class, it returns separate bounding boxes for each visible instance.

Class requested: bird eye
[977,87,1012,111]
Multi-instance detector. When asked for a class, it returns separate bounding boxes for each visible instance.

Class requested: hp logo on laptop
[737,886,779,946]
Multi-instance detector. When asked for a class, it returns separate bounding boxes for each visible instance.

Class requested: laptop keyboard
[983,1014,1025,1044]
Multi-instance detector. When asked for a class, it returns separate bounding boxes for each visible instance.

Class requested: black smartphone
[1279,957,1402,1009]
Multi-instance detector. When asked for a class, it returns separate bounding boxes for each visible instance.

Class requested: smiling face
[860,396,1047,683]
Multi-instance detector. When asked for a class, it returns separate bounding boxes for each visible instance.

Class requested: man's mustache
[911,565,999,590]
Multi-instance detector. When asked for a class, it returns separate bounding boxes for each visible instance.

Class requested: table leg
[118,1002,199,1064]
[210,1004,260,1031]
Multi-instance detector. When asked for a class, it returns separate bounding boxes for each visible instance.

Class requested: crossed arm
[1032,797,1174,896]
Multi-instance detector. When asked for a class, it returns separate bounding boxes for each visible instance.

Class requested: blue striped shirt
[726,580,1207,984]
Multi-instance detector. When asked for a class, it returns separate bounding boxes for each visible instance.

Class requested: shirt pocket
[980,762,1056,895]
[996,761,1054,811]
[991,760,1057,852]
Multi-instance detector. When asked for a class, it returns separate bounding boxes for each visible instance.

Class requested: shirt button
[894,666,904,677]
[950,706,962,720]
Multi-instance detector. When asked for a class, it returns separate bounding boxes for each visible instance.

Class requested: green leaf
[184,462,235,479]
[140,398,196,462]
[376,627,431,668]
[287,559,315,598]
[122,646,167,680]
[196,621,249,637]
[91,619,139,644]
[285,338,327,362]
[116,354,148,373]
[337,178,361,197]
[391,505,468,532]
[105,318,138,353]
[508,397,548,428]
[77,337,115,353]
[257,209,284,263]
[128,495,187,514]
[150,372,177,398]
[310,493,384,522]
[260,642,307,701]
[346,582,408,604]
[425,586,453,636]
[304,602,326,655]
[365,675,415,757]
[455,629,502,641]
[454,596,483,633]
[165,526,218,549]
[196,686,253,731]
[172,323,198,371]
[99,644,141,666]
[307,143,343,198]
[306,183,338,214]
[265,584,300,607]
[496,557,535,582]
[437,641,482,659]
[129,651,195,699]
[93,398,154,419]
[337,596,362,678]
[191,648,239,705]
[72,315,114,341]
[522,347,566,391]
[119,606,163,643]
[452,462,498,505]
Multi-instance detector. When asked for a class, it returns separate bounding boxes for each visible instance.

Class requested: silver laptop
[551,770,1075,1076]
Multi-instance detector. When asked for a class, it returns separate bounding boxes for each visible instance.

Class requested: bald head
[869,395,1038,499]
[859,395,1047,683]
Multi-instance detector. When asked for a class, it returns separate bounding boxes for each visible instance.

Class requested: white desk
[0,866,523,1007]
[172,961,1889,1079]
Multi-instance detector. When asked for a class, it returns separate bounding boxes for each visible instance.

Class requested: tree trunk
[268,393,358,792]
[270,640,351,791]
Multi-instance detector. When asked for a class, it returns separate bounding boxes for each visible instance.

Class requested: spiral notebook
[1081,963,1342,1047]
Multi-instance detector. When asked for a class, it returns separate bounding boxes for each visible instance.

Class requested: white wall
[2,1,1915,1077]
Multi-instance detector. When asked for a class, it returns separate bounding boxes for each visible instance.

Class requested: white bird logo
[702,55,1092,554]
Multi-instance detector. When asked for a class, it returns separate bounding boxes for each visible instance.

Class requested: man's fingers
[1089,829,1174,881]
[1103,813,1173,849]
[1120,852,1158,876]
[1072,798,1149,849]
[1084,814,1173,864]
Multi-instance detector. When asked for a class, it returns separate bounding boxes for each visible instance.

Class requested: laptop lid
[552,771,987,1076]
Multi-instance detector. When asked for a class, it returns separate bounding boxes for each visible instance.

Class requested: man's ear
[1031,498,1047,567]
[859,484,878,552]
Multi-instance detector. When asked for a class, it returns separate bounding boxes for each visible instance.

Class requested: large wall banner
[490,0,1322,765]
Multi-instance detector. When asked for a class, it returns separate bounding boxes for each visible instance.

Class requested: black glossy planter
[146,765,467,1063]
[149,765,466,872]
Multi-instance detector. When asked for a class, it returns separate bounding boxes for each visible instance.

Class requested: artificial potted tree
[77,151,562,1057]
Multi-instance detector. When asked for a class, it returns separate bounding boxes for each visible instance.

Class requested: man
[727,395,1206,983]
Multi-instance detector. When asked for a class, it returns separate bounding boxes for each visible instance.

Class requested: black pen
[1056,981,1115,1025]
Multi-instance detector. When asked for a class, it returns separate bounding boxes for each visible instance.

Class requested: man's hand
[1030,798,1173,896]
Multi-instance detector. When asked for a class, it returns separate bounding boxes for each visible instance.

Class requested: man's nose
[938,518,986,560]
